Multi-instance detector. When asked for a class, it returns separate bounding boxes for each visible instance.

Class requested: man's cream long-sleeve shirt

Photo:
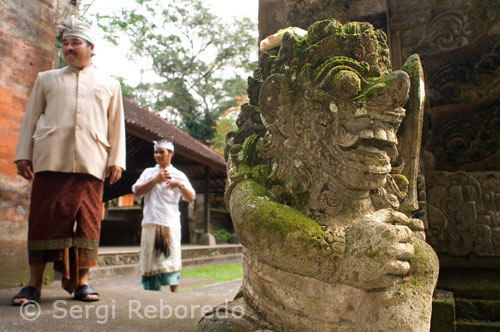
[14,65,126,181]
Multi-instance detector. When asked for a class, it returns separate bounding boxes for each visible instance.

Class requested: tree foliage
[208,94,247,156]
[93,0,257,143]
[55,39,67,68]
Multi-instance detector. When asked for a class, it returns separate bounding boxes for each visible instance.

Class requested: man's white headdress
[57,16,96,45]
[154,139,174,152]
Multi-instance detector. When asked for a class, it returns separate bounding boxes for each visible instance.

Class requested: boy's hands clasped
[155,168,182,189]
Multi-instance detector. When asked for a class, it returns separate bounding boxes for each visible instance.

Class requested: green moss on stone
[401,58,420,85]
[314,57,368,81]
[311,90,334,104]
[241,134,260,164]
[354,82,386,102]
[239,180,323,243]
[430,296,456,332]
[409,241,431,268]
[353,70,401,102]
[439,270,500,300]
[238,178,274,207]
[406,241,431,291]
[278,178,310,207]
[365,245,382,258]
[455,297,500,322]
[232,162,252,178]
[394,174,409,196]
[250,164,271,184]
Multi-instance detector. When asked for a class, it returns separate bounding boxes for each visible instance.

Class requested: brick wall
[0,0,78,288]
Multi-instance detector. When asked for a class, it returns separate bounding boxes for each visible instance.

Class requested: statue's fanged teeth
[339,132,359,148]
[338,126,399,162]
[374,129,387,141]
[352,127,398,146]
[386,130,397,143]
[353,135,399,163]
[359,129,374,139]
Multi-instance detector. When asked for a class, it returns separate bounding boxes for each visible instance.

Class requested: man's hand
[154,168,172,184]
[155,169,182,189]
[106,166,122,184]
[16,160,34,180]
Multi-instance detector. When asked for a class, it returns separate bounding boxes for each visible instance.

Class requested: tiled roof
[123,97,226,172]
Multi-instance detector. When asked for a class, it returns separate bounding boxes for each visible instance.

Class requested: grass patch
[181,263,243,282]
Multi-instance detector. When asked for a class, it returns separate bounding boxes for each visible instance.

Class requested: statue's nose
[371,71,410,109]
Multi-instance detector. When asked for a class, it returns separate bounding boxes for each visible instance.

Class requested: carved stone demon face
[233,20,414,217]
[259,62,410,200]
[326,69,411,191]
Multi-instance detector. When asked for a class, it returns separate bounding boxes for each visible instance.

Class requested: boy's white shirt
[132,164,195,227]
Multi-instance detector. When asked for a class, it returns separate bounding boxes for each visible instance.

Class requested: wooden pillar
[203,166,210,233]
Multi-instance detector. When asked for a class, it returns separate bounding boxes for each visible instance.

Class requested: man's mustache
[65,51,77,56]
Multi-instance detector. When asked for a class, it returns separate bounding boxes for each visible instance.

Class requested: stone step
[431,289,456,332]
[89,244,243,280]
[181,244,243,259]
[91,263,141,279]
[438,269,500,300]
[456,298,500,322]
[456,320,500,332]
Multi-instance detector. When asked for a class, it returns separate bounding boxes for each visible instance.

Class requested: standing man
[132,140,195,292]
[12,16,126,305]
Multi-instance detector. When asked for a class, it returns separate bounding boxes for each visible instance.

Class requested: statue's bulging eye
[327,70,361,101]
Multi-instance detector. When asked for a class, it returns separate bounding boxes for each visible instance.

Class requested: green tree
[116,77,136,100]
[209,95,246,156]
[92,0,257,143]
[55,39,67,68]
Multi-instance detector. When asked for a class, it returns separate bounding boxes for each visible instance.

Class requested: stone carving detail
[413,174,429,228]
[421,0,496,53]
[398,0,497,59]
[426,171,500,256]
[430,101,500,165]
[98,253,140,266]
[199,20,438,332]
[428,40,500,107]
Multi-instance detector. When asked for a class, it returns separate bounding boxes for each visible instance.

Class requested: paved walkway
[0,272,242,332]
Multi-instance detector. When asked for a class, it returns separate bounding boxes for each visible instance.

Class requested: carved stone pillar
[390,1,500,267]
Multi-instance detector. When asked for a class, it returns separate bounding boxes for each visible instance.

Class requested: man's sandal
[11,286,40,306]
[74,284,100,302]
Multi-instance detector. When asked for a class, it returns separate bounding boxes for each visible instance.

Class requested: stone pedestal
[198,233,216,246]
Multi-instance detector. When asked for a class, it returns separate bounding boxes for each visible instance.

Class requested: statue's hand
[371,208,426,240]
[339,209,418,289]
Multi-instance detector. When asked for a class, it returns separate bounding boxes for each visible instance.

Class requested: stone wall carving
[428,40,500,107]
[430,101,500,165]
[98,253,140,266]
[392,0,498,60]
[426,171,500,256]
